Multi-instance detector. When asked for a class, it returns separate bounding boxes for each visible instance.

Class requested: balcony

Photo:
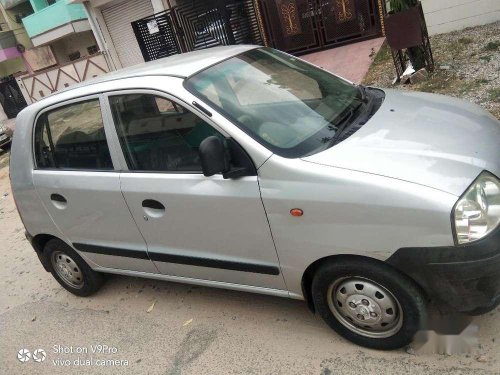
[22,0,89,46]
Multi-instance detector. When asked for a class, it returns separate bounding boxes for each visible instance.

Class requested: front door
[32,96,155,273]
[107,92,286,290]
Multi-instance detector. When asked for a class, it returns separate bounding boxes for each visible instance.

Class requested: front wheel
[312,258,427,350]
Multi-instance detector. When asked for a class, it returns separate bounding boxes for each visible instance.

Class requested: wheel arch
[301,254,428,313]
[30,233,61,272]
[32,233,58,253]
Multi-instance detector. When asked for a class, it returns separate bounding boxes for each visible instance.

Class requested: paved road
[0,160,498,375]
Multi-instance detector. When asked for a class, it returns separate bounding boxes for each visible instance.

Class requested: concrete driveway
[0,161,498,375]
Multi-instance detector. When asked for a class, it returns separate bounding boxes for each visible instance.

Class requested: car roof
[57,45,258,94]
[21,45,261,112]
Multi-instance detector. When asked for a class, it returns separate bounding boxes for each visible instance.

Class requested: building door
[259,0,383,55]
[0,77,28,119]
[101,0,155,68]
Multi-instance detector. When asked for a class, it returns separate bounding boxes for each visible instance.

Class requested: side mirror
[199,136,230,177]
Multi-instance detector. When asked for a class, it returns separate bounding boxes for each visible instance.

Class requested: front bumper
[387,226,500,314]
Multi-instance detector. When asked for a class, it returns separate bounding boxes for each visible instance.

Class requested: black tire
[311,257,427,350]
[44,239,104,297]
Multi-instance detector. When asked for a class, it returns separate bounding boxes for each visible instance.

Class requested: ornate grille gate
[132,0,263,62]
[259,0,383,54]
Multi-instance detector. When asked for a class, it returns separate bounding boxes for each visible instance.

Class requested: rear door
[105,90,286,290]
[32,95,156,273]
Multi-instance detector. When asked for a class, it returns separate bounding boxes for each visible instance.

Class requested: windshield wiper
[328,101,364,146]
[358,85,369,103]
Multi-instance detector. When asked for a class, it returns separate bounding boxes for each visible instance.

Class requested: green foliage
[386,0,425,69]
[458,37,473,45]
[484,41,499,52]
[489,88,500,101]
[388,0,419,13]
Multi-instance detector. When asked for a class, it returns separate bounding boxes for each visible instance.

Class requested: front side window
[185,47,367,158]
[34,99,113,170]
[109,94,221,172]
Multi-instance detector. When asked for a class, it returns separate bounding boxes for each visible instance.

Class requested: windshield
[185,47,365,158]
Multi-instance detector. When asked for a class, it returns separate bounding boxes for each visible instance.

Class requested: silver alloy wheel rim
[327,277,403,338]
[51,251,84,289]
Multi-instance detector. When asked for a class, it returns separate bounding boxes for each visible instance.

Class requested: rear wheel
[312,258,427,350]
[45,239,104,296]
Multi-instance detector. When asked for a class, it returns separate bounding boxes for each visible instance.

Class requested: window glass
[109,94,221,172]
[34,99,113,170]
[225,59,322,106]
[186,47,365,158]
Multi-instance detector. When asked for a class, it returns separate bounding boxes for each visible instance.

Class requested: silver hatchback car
[10,46,500,350]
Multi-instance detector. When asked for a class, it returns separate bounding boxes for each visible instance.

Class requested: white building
[71,0,172,70]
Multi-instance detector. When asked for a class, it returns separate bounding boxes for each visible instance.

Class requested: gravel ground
[363,21,500,118]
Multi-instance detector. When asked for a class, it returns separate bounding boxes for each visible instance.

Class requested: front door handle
[142,199,165,210]
[142,199,166,219]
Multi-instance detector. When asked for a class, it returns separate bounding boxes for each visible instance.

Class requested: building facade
[15,0,110,104]
[2,0,497,117]
[420,0,499,35]
[0,0,33,121]
[0,0,111,119]
[76,0,500,75]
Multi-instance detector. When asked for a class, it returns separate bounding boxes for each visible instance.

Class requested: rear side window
[34,99,113,170]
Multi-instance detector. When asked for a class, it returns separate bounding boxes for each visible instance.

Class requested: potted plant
[384,0,428,71]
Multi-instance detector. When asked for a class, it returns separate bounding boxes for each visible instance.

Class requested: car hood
[303,89,500,196]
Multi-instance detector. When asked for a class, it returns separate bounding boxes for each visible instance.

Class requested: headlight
[0,124,5,133]
[453,171,500,244]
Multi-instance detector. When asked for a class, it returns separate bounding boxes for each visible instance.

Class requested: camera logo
[33,349,47,362]
[17,348,46,363]
[17,349,31,363]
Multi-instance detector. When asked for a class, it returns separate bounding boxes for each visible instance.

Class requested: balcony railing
[22,0,87,38]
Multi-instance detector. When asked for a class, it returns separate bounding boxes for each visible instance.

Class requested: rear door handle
[51,193,67,203]
[142,199,166,219]
[50,193,67,209]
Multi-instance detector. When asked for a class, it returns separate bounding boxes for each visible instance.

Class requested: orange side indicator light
[290,208,304,217]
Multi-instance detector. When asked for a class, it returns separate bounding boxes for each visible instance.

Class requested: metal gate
[132,0,263,62]
[259,0,382,54]
[132,9,182,62]
[0,77,27,119]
